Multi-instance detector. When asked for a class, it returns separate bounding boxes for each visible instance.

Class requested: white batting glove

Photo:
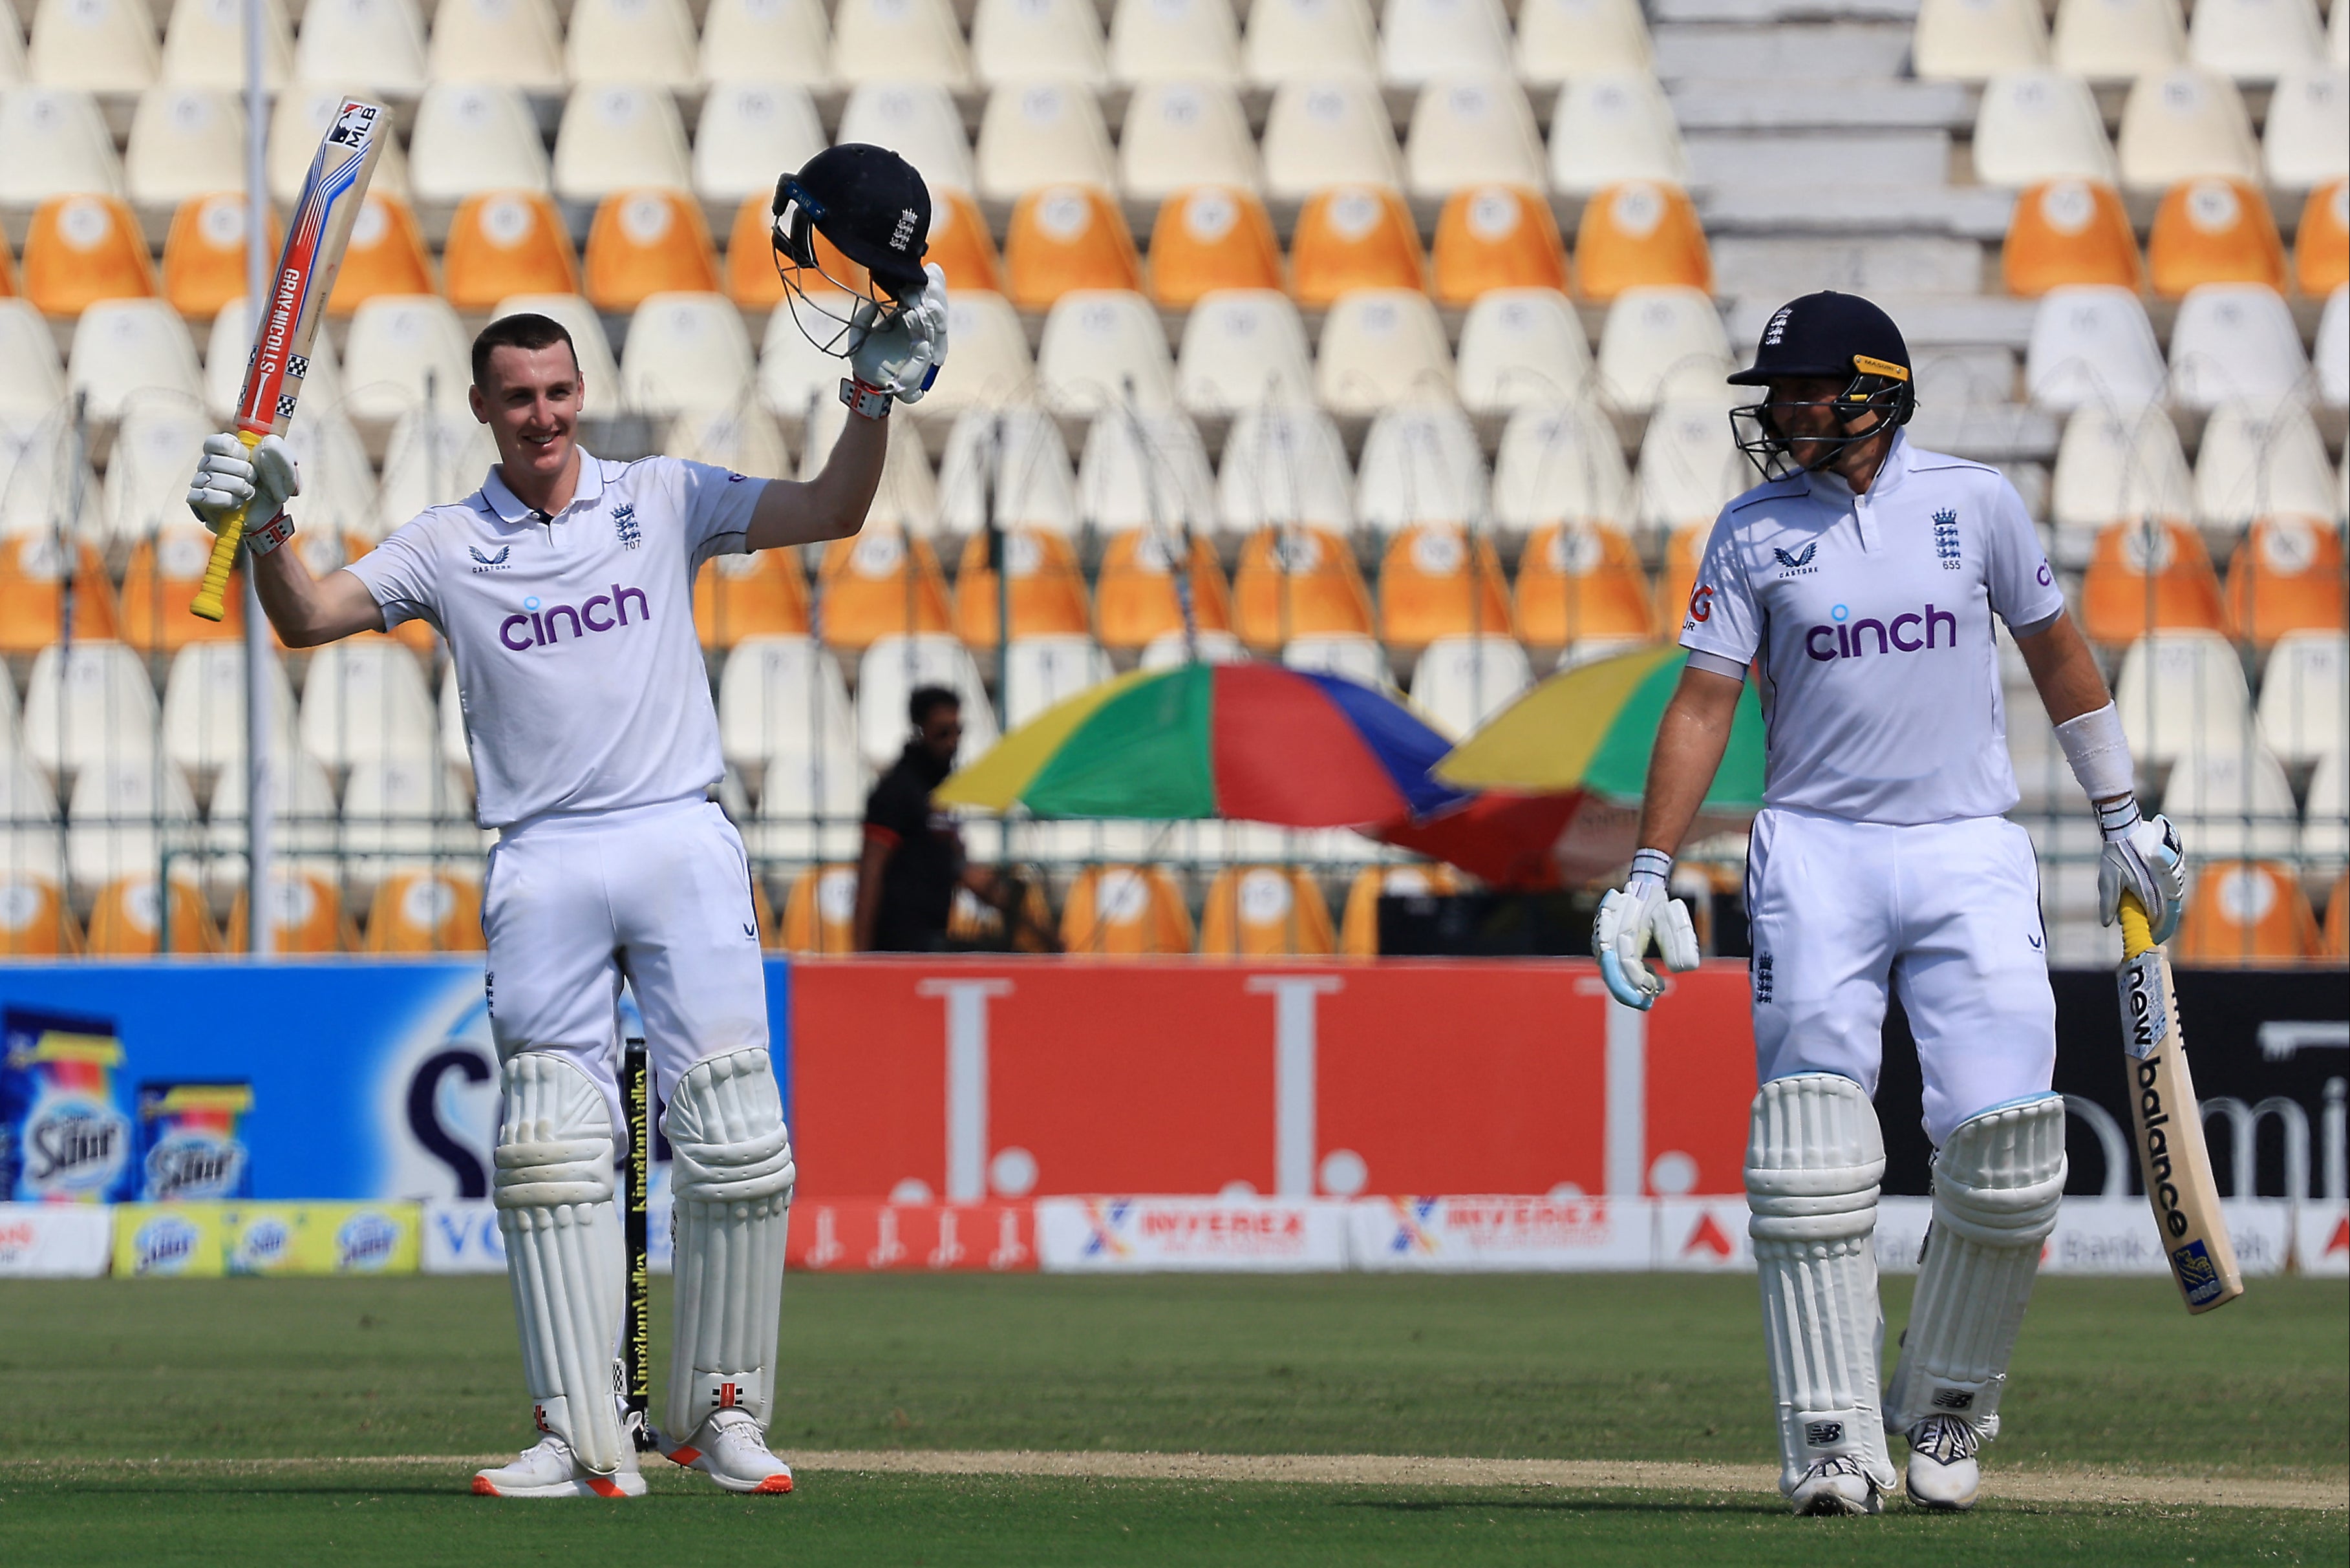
[1593,848,1700,1011]
[848,262,948,406]
[2097,798,2184,945]
[187,432,298,534]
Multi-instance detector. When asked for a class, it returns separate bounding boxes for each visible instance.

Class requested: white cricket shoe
[1903,1414,1982,1511]
[473,1435,645,1498]
[668,1408,795,1495]
[1788,1454,1884,1516]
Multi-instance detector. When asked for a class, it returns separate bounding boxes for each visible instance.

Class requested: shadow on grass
[1337,1496,1784,1517]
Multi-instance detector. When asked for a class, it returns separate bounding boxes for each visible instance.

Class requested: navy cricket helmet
[771,143,932,355]
[1727,291,1917,482]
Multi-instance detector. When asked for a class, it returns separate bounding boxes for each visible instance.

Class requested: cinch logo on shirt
[1804,603,1958,661]
[498,584,650,651]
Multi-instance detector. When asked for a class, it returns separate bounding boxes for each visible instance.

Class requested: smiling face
[470,341,583,496]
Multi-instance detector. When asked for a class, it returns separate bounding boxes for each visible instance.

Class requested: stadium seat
[0,871,78,956]
[1634,397,1746,538]
[1548,72,1689,195]
[2317,284,2349,406]
[85,876,218,956]
[65,757,199,901]
[428,0,563,89]
[669,404,791,481]
[921,187,1003,297]
[369,409,499,542]
[2331,869,2350,958]
[2051,0,2184,80]
[1290,184,1426,308]
[618,291,752,414]
[2082,518,2228,644]
[2024,284,2168,410]
[162,0,292,89]
[1198,865,1335,955]
[292,0,425,95]
[954,526,1094,644]
[21,195,155,315]
[2002,179,2142,295]
[918,290,1036,415]
[1405,76,1545,200]
[1121,81,1260,201]
[2309,750,2350,865]
[760,292,865,419]
[160,640,298,790]
[226,867,356,954]
[2258,629,2349,760]
[1110,0,1240,84]
[2190,0,2325,81]
[819,527,954,652]
[266,83,414,207]
[1972,70,2117,187]
[701,0,833,85]
[20,639,152,774]
[2113,628,2255,761]
[1001,633,1115,727]
[326,193,434,315]
[1515,520,1653,650]
[443,192,580,310]
[1036,290,1178,414]
[2196,399,2336,529]
[1379,522,1513,650]
[2226,516,2346,646]
[124,87,242,209]
[1356,400,1486,533]
[1175,287,1314,413]
[749,745,868,864]
[1517,0,1650,84]
[30,0,158,90]
[2174,860,2320,962]
[1409,634,1532,736]
[1380,0,1510,81]
[1003,184,1143,309]
[1232,523,1375,649]
[696,549,811,650]
[935,406,1079,536]
[1432,185,1568,305]
[1491,402,1632,535]
[1338,860,1456,953]
[341,294,471,427]
[2266,66,2349,191]
[1456,288,1591,413]
[2147,177,2287,297]
[2050,405,2194,531]
[716,633,857,774]
[1060,863,1193,955]
[1572,179,1711,302]
[1261,78,1404,198]
[204,297,343,431]
[1283,631,1393,689]
[778,863,857,951]
[0,427,106,548]
[2164,745,2301,858]
[162,193,275,319]
[976,82,1117,201]
[696,84,826,209]
[568,0,698,85]
[2167,282,2309,408]
[1316,290,1453,414]
[2117,67,2261,192]
[856,633,998,768]
[119,525,244,652]
[1096,529,1235,649]
[66,298,202,425]
[1219,405,1358,537]
[2298,182,2350,295]
[1074,408,1219,536]
[365,869,484,953]
[554,85,693,204]
[299,639,438,772]
[103,407,211,544]
[1914,0,2048,80]
[833,0,971,85]
[972,0,1106,84]
[0,89,122,207]
[341,757,475,882]
[0,301,65,417]
[836,83,976,195]
[1596,284,1731,412]
[1244,0,1377,83]
[408,84,549,203]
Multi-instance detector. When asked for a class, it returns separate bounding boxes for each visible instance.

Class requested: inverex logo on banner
[1036,1196,1351,1271]
[1804,603,1958,661]
[497,584,650,651]
[1352,1195,1648,1271]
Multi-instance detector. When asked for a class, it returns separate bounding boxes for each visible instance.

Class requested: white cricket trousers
[482,794,771,1132]
[1744,807,2057,1147]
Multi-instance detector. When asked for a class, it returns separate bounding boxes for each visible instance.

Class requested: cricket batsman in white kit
[1594,293,2186,1516]
[185,145,950,1499]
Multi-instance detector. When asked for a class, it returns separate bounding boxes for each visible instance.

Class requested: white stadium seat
[1244,0,1377,84]
[2188,0,2325,82]
[1378,0,1512,85]
[701,0,833,85]
[1595,285,1731,413]
[101,408,211,544]
[1635,396,1746,536]
[0,301,64,418]
[1316,290,1454,414]
[2257,631,2349,765]
[760,296,860,424]
[281,409,376,540]
[2025,284,2167,410]
[838,83,977,198]
[622,293,758,417]
[162,0,292,89]
[23,641,160,778]
[2051,0,2184,81]
[291,0,427,98]
[2263,65,2349,191]
[409,84,548,203]
[1176,289,1316,414]
[343,295,473,427]
[124,87,244,208]
[0,423,103,542]
[1140,628,1247,667]
[2117,66,2261,192]
[1076,410,1220,536]
[566,0,700,86]
[1356,401,1486,533]
[1261,76,1404,198]
[1283,633,1393,690]
[1219,405,1357,536]
[857,635,998,770]
[2049,405,2194,530]
[202,750,340,878]
[1036,290,1178,414]
[66,760,199,901]
[267,84,412,207]
[1517,0,1652,86]
[831,0,972,87]
[1003,634,1115,727]
[0,88,123,205]
[939,405,1082,535]
[1972,70,2117,187]
[30,0,158,92]
[1548,72,1688,195]
[370,408,498,539]
[752,747,868,863]
[1109,0,1241,85]
[800,397,942,531]
[204,294,346,425]
[340,758,476,879]
[695,84,827,206]
[1409,635,1532,737]
[2113,629,2255,763]
[553,84,693,204]
[2318,284,2347,409]
[2168,284,2311,409]
[160,641,299,789]
[1491,402,1632,535]
[1915,0,2049,81]
[666,406,791,478]
[920,291,1038,415]
[2162,746,2300,858]
[66,300,203,425]
[976,81,1117,200]
[972,0,1107,86]
[1457,289,1592,414]
[717,634,858,774]
[428,0,565,90]
[300,641,439,770]
[2194,399,2338,528]
[1405,76,1546,200]
[1120,81,1261,200]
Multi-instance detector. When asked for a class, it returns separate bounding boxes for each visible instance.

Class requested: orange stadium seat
[1339,861,1459,956]
[2080,518,2228,645]
[953,527,1093,645]
[1198,865,1336,957]
[724,191,790,309]
[443,190,580,310]
[1572,180,1712,302]
[948,879,1055,951]
[2295,178,2348,297]
[1290,184,1425,309]
[583,189,721,310]
[0,240,16,299]
[1652,524,1705,639]
[1378,522,1514,652]
[2225,515,2347,648]
[0,537,120,653]
[0,873,80,957]
[2001,179,2142,296]
[780,863,857,953]
[1095,529,1235,651]
[815,526,954,652]
[696,547,811,647]
[1514,521,1655,651]
[85,876,221,957]
[22,194,156,315]
[118,525,246,653]
[1232,524,1376,651]
[228,868,357,954]
[1148,185,1283,308]
[163,193,281,319]
[327,192,436,315]
[1060,863,1193,955]
[1431,184,1568,306]
[365,869,486,953]
[751,877,779,950]
[1003,184,1142,310]
[2174,860,2322,964]
[2325,869,2349,960]
[2146,177,2285,299]
[926,186,1004,296]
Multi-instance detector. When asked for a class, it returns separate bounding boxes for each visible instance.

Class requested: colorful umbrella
[935,662,1472,827]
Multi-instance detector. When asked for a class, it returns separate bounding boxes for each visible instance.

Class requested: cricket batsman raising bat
[1595,291,2187,1516]
[186,144,951,1497]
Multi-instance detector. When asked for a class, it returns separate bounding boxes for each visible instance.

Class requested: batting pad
[1884,1094,2066,1442]
[1746,1072,1897,1495]
[665,1048,796,1440]
[493,1052,626,1476]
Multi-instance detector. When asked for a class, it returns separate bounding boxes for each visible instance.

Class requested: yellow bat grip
[2117,891,2155,960]
[187,430,261,623]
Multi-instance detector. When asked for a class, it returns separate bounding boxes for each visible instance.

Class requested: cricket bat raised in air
[189,98,388,622]
[2117,890,2245,1314]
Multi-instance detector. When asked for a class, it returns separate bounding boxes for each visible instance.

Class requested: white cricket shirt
[1678,433,2066,826]
[345,451,762,827]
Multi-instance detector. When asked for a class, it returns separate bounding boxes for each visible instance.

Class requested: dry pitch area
[0,1271,2340,1565]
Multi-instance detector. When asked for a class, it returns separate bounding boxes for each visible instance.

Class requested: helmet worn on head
[772,143,932,357]
[1727,291,1917,482]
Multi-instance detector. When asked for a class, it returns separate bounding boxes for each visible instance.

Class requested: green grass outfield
[0,1272,2341,1565]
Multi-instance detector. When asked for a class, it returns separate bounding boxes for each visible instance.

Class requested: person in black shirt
[854,686,1007,951]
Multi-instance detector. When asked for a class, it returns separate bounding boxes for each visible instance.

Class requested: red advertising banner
[785,1200,1038,1273]
[789,960,1758,1202]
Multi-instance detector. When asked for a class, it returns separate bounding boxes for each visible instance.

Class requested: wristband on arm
[2053,703,2135,805]
[1629,846,1672,891]
[243,511,296,558]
